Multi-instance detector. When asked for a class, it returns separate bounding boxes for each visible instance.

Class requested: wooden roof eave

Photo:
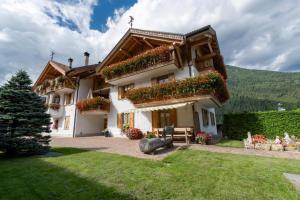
[96,28,184,74]
[33,61,68,89]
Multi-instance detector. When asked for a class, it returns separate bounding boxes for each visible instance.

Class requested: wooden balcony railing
[76,96,110,112]
[102,45,177,80]
[35,76,75,95]
[126,70,229,105]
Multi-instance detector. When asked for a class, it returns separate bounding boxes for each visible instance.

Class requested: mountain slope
[217,66,300,121]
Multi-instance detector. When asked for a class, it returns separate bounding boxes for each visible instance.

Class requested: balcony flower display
[102,45,172,79]
[126,128,143,140]
[126,70,229,104]
[76,96,110,112]
[49,103,60,110]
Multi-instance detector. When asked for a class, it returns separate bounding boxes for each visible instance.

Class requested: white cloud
[0,0,300,85]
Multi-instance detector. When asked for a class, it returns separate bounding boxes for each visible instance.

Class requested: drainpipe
[72,76,80,138]
[185,35,197,133]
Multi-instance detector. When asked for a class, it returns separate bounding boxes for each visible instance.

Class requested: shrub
[223,110,300,140]
[195,131,212,144]
[126,128,143,140]
[102,45,171,79]
[126,70,229,104]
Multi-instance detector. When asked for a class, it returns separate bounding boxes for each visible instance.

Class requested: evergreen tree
[0,70,51,155]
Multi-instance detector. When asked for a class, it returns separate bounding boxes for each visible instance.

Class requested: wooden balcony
[76,97,110,115]
[35,77,75,95]
[125,71,229,108]
[102,46,180,85]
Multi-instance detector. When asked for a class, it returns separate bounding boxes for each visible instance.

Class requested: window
[117,112,134,129]
[202,109,209,127]
[118,83,134,99]
[52,120,58,130]
[151,73,175,85]
[53,94,60,104]
[64,93,73,105]
[64,116,70,130]
[210,112,216,126]
[159,110,172,127]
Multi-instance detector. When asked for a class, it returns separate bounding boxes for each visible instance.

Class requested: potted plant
[195,131,212,145]
[126,128,143,140]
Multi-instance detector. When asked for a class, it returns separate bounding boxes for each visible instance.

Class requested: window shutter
[168,73,175,81]
[151,78,157,86]
[117,113,123,128]
[152,111,159,129]
[130,83,134,89]
[170,109,177,127]
[129,112,134,128]
[118,87,123,100]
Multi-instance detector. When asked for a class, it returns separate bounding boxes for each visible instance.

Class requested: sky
[0,0,300,85]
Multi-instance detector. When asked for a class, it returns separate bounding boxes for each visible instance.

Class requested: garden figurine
[274,136,281,144]
[246,132,252,144]
[284,132,292,145]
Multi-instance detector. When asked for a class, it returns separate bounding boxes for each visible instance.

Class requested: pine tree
[0,70,51,155]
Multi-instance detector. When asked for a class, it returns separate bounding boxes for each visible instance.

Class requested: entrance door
[152,109,177,129]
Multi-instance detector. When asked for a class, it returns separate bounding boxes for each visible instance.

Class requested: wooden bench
[153,127,194,144]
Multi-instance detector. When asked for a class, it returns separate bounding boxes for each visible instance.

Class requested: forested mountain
[217,66,300,121]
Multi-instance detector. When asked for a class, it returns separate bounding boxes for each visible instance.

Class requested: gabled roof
[33,60,70,88]
[96,25,219,73]
[96,28,185,72]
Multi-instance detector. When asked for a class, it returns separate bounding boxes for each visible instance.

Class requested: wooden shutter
[152,111,159,129]
[117,113,123,128]
[118,87,123,100]
[129,112,134,128]
[168,73,175,81]
[151,77,157,85]
[170,109,177,127]
[130,83,134,89]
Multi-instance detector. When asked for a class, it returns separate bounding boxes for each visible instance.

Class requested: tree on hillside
[0,70,51,155]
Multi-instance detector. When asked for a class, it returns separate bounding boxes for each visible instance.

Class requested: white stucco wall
[194,102,217,135]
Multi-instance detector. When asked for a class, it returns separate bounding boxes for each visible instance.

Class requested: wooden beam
[131,37,143,46]
[119,48,132,57]
[174,46,183,68]
[143,37,154,48]
[208,42,213,53]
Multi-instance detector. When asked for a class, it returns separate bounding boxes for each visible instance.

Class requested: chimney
[84,52,90,65]
[68,58,73,68]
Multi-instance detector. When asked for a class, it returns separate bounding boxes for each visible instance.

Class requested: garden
[1,147,300,200]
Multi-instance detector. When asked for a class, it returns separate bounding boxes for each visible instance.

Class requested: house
[33,25,229,139]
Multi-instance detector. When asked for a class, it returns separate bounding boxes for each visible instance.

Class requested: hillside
[217,66,300,121]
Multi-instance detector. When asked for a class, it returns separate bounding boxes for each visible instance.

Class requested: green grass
[0,148,300,200]
[216,139,244,148]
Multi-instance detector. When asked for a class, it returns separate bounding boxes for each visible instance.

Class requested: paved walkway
[51,136,300,160]
[51,136,184,160]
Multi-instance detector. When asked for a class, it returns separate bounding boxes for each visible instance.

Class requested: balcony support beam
[119,48,132,57]
[174,46,183,68]
[143,37,154,48]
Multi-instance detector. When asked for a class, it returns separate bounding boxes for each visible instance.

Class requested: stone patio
[50,136,300,160]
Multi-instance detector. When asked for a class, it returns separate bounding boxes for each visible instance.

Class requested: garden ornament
[246,132,252,144]
[284,132,292,145]
[274,136,281,144]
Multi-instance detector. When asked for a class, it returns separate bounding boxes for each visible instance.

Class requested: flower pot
[284,146,297,151]
[296,142,300,151]
[254,143,271,151]
[271,144,284,151]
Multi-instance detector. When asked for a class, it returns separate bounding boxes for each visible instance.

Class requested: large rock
[139,138,173,154]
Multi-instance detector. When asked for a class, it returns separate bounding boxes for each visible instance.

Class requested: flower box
[76,96,110,112]
[126,70,229,104]
[271,144,284,151]
[254,143,271,151]
[102,45,173,80]
[284,146,297,151]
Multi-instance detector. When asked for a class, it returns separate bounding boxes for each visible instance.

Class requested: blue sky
[90,0,137,31]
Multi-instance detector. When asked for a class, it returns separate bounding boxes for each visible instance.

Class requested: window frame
[202,109,209,127]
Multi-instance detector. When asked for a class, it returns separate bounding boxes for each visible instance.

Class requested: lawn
[0,148,299,200]
[216,139,244,148]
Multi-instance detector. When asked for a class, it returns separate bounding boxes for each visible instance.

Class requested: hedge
[223,110,300,140]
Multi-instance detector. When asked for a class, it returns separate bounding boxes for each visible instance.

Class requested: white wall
[194,102,217,135]
[176,105,194,127]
